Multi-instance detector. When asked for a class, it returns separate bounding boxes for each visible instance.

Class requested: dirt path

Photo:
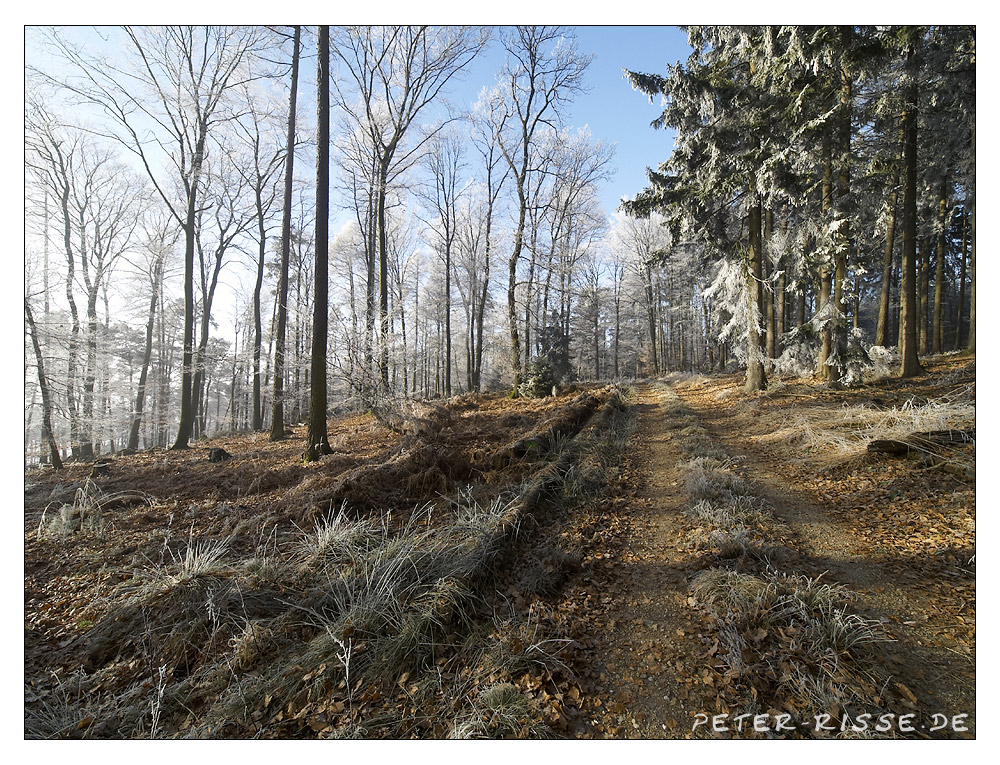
[568,377,974,739]
[571,383,717,738]
[670,377,976,738]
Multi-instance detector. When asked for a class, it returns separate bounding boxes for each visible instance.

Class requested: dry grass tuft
[764,387,975,472]
[689,496,771,529]
[681,457,750,501]
[692,568,890,723]
[37,480,152,539]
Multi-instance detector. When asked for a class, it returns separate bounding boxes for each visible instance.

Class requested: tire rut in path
[577,384,714,738]
[670,380,976,737]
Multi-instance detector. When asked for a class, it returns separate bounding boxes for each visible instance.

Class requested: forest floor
[23,355,975,739]
[566,353,974,739]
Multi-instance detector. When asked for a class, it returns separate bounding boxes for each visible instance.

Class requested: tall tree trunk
[764,209,776,359]
[523,207,541,368]
[40,194,52,464]
[967,199,975,352]
[305,25,333,462]
[507,193,526,393]
[252,186,267,430]
[156,292,170,447]
[128,254,163,450]
[852,271,861,331]
[875,161,901,346]
[346,245,359,389]
[898,46,923,378]
[701,287,714,371]
[592,286,600,380]
[954,206,968,350]
[775,220,787,347]
[445,239,452,397]
[25,298,62,469]
[191,239,226,436]
[270,25,300,441]
[830,250,848,383]
[398,275,409,398]
[644,264,658,375]
[917,237,930,355]
[832,57,852,379]
[58,177,83,458]
[365,194,377,390]
[613,275,621,378]
[816,140,835,381]
[817,66,852,384]
[474,209,493,391]
[932,183,948,354]
[745,196,767,392]
[826,47,854,381]
[80,292,99,459]
[377,157,392,392]
[172,130,207,450]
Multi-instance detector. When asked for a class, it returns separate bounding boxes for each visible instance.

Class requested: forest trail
[667,375,976,738]
[570,383,718,737]
[575,374,974,738]
[23,367,974,739]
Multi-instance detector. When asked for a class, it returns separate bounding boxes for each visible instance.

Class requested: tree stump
[208,447,233,463]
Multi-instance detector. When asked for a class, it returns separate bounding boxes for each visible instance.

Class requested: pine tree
[625,26,794,391]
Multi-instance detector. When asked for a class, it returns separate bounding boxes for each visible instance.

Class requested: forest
[25,25,974,740]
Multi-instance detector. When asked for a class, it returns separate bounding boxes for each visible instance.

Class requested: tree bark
[776,219,787,346]
[25,298,62,468]
[252,189,267,430]
[875,160,900,347]
[816,139,835,381]
[128,253,163,450]
[953,206,968,350]
[832,59,852,377]
[305,25,333,462]
[171,132,205,450]
[967,199,975,352]
[898,42,923,378]
[270,25,300,441]
[745,196,767,392]
[507,194,526,392]
[917,237,929,355]
[474,201,494,391]
[58,163,83,458]
[377,156,392,392]
[932,182,948,354]
[764,210,776,359]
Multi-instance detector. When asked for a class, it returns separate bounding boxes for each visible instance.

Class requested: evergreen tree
[625,26,792,391]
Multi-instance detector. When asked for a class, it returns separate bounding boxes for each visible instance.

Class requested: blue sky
[452,25,693,215]
[552,25,691,212]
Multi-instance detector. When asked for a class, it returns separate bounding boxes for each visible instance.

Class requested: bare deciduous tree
[488,26,591,392]
[39,25,269,447]
[305,25,334,462]
[271,24,301,441]
[330,25,489,394]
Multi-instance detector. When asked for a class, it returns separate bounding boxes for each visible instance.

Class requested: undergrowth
[692,569,889,725]
[26,386,633,740]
